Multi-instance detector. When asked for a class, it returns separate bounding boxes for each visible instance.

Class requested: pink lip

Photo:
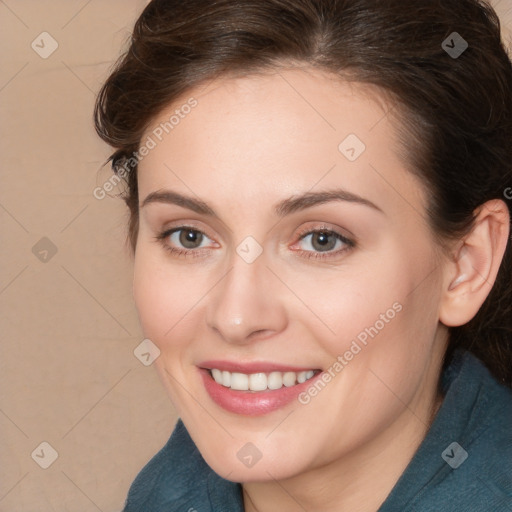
[198,363,323,416]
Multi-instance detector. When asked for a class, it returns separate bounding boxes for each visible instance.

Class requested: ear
[439,199,510,327]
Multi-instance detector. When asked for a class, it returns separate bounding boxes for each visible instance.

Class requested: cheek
[132,248,207,345]
[132,250,210,413]
[296,244,441,364]
[277,261,406,352]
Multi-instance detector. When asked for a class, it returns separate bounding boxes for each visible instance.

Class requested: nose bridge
[206,249,286,343]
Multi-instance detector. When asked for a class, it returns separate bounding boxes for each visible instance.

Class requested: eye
[155,225,216,257]
[169,227,209,249]
[292,228,355,260]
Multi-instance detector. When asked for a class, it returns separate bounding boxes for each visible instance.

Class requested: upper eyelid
[160,221,213,237]
[295,222,356,244]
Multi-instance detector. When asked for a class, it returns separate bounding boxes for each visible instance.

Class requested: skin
[132,67,509,512]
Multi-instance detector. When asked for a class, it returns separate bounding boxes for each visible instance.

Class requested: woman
[94,0,512,510]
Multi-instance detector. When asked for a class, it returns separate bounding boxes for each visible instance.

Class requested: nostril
[247,329,275,341]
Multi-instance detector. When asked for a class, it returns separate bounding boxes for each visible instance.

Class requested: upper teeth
[210,369,316,391]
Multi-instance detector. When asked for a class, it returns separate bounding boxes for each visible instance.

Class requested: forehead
[137,67,426,220]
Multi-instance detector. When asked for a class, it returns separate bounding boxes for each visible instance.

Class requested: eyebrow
[140,188,383,217]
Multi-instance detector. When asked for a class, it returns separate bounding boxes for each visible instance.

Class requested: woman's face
[133,67,449,481]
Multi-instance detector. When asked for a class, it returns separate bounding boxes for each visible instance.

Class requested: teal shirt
[122,350,512,511]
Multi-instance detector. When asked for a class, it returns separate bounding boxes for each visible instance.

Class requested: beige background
[1,1,511,511]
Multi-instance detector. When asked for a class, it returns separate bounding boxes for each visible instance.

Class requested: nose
[205,251,288,345]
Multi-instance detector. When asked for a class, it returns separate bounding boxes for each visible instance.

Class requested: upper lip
[198,360,321,373]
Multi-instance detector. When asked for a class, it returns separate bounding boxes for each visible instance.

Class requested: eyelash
[154,224,355,260]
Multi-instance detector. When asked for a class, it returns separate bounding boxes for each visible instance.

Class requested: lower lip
[199,368,323,416]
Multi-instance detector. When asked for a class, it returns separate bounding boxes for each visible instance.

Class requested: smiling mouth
[207,368,322,392]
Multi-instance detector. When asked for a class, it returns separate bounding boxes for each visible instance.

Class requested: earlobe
[439,199,510,327]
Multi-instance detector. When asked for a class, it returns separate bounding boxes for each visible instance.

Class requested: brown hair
[94,0,512,386]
